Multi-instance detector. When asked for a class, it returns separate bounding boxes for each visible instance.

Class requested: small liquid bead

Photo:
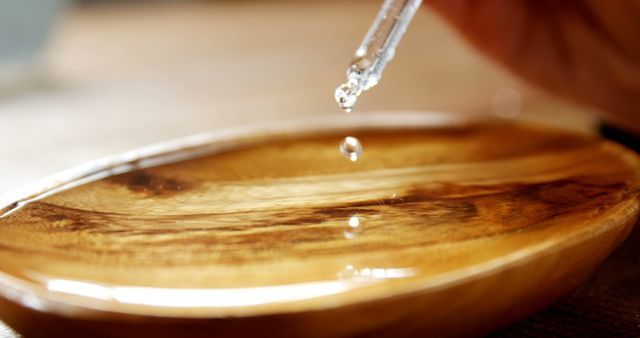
[337,265,357,279]
[340,136,363,162]
[334,82,358,113]
[343,214,361,240]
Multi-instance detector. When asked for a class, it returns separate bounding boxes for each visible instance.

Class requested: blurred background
[0,0,594,194]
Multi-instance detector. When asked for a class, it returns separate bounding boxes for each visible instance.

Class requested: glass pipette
[335,0,422,112]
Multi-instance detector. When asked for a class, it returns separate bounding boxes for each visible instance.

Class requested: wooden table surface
[0,1,636,337]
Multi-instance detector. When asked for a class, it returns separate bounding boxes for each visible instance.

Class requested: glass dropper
[335,0,422,112]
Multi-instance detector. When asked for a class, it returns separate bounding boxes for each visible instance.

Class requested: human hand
[425,0,640,133]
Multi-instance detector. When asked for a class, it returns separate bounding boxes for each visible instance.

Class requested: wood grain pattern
[0,115,638,337]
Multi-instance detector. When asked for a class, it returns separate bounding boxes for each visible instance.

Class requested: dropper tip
[335,82,358,113]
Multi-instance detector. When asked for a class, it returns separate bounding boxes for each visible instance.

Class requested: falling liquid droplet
[340,136,363,162]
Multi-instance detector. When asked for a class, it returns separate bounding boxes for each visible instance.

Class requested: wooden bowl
[0,112,638,337]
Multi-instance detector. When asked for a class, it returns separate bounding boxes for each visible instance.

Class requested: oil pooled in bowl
[0,124,634,315]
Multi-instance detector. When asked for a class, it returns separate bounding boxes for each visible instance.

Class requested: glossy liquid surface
[0,123,638,318]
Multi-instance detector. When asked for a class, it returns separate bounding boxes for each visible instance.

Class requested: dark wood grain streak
[108,172,193,197]
[0,178,627,267]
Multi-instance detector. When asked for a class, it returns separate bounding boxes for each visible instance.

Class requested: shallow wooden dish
[0,112,638,337]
